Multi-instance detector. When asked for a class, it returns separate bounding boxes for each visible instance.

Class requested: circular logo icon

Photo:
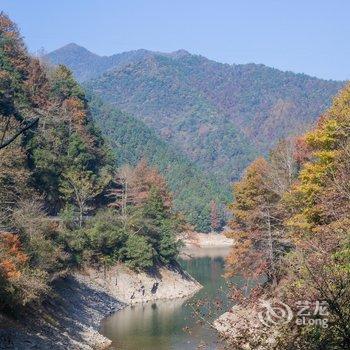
[258,299,293,327]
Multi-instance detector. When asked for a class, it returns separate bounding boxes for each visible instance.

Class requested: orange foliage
[62,97,86,125]
[0,12,29,76]
[0,232,28,280]
[110,159,172,211]
[133,159,172,207]
[293,135,311,165]
[25,58,50,108]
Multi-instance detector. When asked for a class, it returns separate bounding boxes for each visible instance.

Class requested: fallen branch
[0,117,39,150]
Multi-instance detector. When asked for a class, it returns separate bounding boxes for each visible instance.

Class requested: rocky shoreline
[213,302,281,349]
[78,261,202,305]
[179,231,234,249]
[0,262,201,350]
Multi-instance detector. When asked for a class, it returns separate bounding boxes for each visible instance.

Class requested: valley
[0,5,349,350]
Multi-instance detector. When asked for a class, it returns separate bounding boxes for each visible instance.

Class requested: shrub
[124,235,154,271]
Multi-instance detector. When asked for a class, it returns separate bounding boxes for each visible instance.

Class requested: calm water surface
[100,247,242,350]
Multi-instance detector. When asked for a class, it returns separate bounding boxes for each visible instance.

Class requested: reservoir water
[100,247,238,350]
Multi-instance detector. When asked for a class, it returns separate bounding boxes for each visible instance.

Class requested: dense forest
[226,83,350,349]
[48,43,343,183]
[47,44,343,231]
[87,93,229,232]
[1,10,349,350]
[0,13,182,310]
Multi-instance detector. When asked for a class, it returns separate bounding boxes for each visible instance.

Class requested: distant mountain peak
[46,45,196,81]
[48,43,99,59]
[62,42,84,49]
[168,49,191,58]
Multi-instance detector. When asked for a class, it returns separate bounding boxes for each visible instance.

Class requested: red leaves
[110,159,172,210]
[293,135,311,165]
[0,232,28,280]
[62,97,86,126]
[210,200,220,232]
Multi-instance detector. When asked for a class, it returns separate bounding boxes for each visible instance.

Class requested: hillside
[46,45,344,186]
[87,94,229,231]
[0,11,198,321]
[46,43,192,82]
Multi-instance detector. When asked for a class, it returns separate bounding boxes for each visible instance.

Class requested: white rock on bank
[75,262,202,305]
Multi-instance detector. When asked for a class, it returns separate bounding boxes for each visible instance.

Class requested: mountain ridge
[46,43,344,205]
[86,93,230,231]
[46,44,195,82]
[47,43,342,83]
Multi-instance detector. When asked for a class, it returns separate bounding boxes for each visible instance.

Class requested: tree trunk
[78,205,83,228]
[266,208,277,286]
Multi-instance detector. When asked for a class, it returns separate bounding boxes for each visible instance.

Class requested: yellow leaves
[313,150,338,164]
[306,119,340,150]
[306,83,350,154]
[231,157,270,213]
[328,82,350,122]
[285,84,350,238]
[300,162,327,189]
[306,83,350,156]
[227,228,249,241]
[286,213,312,237]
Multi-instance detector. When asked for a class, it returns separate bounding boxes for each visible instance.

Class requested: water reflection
[100,247,234,350]
[102,298,193,349]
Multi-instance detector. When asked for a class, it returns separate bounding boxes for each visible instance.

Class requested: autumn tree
[110,159,171,211]
[106,160,181,269]
[0,12,41,150]
[227,158,283,287]
[0,13,113,308]
[210,200,220,232]
[275,84,350,349]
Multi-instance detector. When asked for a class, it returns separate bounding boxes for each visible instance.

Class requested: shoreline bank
[179,231,234,249]
[79,261,202,305]
[0,274,122,350]
[0,261,202,349]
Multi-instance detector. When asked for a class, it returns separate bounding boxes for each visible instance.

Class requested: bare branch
[0,117,39,150]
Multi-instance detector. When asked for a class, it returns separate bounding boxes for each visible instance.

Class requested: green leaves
[87,93,230,232]
[50,65,85,102]
[125,235,154,271]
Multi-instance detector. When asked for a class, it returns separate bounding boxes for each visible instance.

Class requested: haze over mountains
[46,43,194,82]
[46,43,344,229]
[47,43,343,175]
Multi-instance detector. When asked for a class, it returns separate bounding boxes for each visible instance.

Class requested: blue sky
[2,0,349,80]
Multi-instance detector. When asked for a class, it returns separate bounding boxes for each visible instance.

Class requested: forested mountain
[225,83,350,349]
[0,13,183,308]
[46,43,192,82]
[87,94,229,231]
[47,45,343,186]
